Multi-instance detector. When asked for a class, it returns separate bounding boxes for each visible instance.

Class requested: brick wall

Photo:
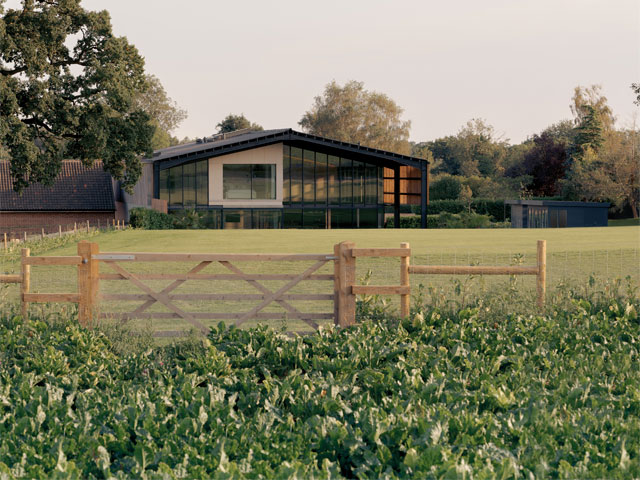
[0,211,115,237]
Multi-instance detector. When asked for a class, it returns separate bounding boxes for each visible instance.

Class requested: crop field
[1,227,638,334]
[0,284,639,478]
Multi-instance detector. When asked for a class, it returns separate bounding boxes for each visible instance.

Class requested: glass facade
[281,146,385,228]
[158,144,387,229]
[159,159,208,208]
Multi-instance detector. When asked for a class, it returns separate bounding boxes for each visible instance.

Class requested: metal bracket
[92,254,136,261]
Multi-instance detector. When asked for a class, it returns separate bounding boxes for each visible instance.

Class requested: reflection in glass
[252,164,276,199]
[340,158,352,205]
[330,208,353,228]
[169,166,182,206]
[159,169,169,202]
[283,208,303,228]
[303,209,326,229]
[378,167,384,204]
[253,210,281,229]
[315,153,327,204]
[328,155,339,205]
[303,150,315,204]
[290,147,302,203]
[196,160,208,206]
[365,164,377,205]
[223,165,251,199]
[283,145,290,204]
[223,209,251,229]
[183,162,196,206]
[358,208,378,228]
[353,161,364,205]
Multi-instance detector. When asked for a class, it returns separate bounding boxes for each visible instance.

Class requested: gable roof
[0,160,115,211]
[148,128,427,170]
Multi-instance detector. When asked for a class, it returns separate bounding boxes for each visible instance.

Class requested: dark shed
[505,200,610,228]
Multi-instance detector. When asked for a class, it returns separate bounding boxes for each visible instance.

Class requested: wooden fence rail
[0,239,547,333]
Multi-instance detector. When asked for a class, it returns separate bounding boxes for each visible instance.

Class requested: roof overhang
[150,129,427,171]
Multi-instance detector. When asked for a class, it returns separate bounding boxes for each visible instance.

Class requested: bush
[411,199,509,221]
[385,211,495,228]
[429,175,462,200]
[129,207,174,229]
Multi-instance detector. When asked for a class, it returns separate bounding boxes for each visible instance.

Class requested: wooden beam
[21,248,30,319]
[400,243,410,317]
[98,273,334,281]
[101,293,334,301]
[23,256,83,266]
[352,285,410,295]
[408,265,538,275]
[351,248,411,257]
[23,293,80,303]
[0,275,21,284]
[97,252,334,262]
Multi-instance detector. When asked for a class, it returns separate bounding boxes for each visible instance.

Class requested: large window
[223,164,276,200]
[159,159,208,208]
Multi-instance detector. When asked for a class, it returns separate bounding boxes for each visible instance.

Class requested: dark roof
[0,161,115,211]
[505,200,610,208]
[148,128,427,170]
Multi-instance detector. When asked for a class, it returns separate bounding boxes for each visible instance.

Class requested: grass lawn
[2,226,638,334]
[609,218,640,227]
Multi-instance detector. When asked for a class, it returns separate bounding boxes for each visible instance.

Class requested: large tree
[0,0,154,192]
[132,74,187,150]
[299,80,412,155]
[216,114,263,134]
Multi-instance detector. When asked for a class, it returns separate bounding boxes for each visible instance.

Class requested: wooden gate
[94,250,337,336]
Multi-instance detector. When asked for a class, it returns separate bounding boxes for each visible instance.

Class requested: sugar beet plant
[0,286,638,478]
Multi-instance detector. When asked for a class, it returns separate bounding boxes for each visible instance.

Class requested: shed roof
[147,128,427,170]
[505,200,610,208]
[0,160,115,211]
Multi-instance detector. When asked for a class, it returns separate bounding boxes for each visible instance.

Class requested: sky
[9,0,640,144]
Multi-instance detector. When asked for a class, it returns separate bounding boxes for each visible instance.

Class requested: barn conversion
[131,128,429,229]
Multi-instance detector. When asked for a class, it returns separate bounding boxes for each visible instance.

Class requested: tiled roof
[0,161,115,211]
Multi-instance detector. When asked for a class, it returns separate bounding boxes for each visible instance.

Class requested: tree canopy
[132,74,187,150]
[0,0,154,192]
[299,80,412,155]
[216,114,263,134]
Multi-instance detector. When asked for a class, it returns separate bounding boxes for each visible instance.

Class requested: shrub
[129,207,174,229]
[429,175,462,200]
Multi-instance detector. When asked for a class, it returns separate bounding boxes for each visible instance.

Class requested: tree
[567,128,639,217]
[426,119,507,177]
[299,80,412,155]
[132,74,187,150]
[0,0,154,192]
[216,114,263,134]
[632,83,640,106]
[571,85,615,132]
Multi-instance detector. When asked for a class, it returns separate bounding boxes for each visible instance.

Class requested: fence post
[77,241,99,326]
[74,222,77,234]
[400,242,410,317]
[3,233,6,252]
[537,240,546,308]
[337,241,356,327]
[41,228,45,239]
[21,248,30,319]
[333,243,340,326]
[86,220,90,233]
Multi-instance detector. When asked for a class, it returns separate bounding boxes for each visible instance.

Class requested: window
[159,160,208,208]
[223,164,276,200]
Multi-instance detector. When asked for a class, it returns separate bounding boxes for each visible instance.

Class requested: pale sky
[9,0,640,144]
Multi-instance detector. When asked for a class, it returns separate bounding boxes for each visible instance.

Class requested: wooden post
[333,243,340,326]
[86,220,90,233]
[41,227,45,239]
[537,240,546,308]
[3,233,6,251]
[112,218,115,228]
[400,242,410,317]
[74,222,77,234]
[77,241,99,326]
[337,241,356,327]
[24,231,27,242]
[59,225,62,237]
[21,248,30,319]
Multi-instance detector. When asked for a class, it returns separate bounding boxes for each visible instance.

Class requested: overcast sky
[16,0,640,144]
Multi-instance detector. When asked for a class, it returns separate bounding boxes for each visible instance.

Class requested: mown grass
[1,227,638,334]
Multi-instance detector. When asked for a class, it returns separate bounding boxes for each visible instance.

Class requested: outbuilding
[505,200,610,228]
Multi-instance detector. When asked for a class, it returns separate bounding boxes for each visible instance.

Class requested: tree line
[1,1,637,217]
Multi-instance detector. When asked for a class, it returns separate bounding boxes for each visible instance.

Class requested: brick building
[0,160,117,237]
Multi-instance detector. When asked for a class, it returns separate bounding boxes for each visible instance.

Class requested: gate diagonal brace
[218,261,312,324]
[106,261,210,334]
[126,261,212,317]
[228,260,328,327]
